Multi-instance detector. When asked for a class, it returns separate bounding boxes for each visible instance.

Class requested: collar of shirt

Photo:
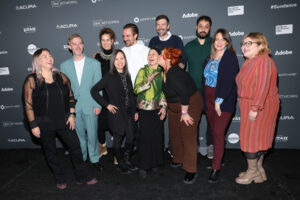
[159,31,172,41]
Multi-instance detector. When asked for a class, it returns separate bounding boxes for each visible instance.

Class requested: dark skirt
[138,109,164,170]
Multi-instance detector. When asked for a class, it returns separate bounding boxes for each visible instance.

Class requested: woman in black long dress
[91,49,137,174]
[24,48,97,190]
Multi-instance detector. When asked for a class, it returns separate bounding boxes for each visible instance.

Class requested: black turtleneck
[94,48,113,76]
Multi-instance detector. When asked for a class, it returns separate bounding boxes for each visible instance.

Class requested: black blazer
[202,49,239,113]
[91,72,136,134]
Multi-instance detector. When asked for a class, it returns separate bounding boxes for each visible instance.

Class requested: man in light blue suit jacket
[60,34,102,170]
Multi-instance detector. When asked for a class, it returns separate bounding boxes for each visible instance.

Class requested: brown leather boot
[99,143,108,157]
[235,159,263,184]
[238,155,267,181]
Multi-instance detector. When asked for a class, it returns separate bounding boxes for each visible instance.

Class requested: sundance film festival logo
[182,12,198,19]
[280,94,298,99]
[28,67,33,72]
[56,24,78,29]
[0,67,10,76]
[3,121,23,128]
[133,17,155,23]
[0,51,8,55]
[51,0,78,8]
[228,5,244,16]
[27,44,39,55]
[1,87,13,92]
[274,50,293,56]
[276,24,293,35]
[0,104,21,110]
[16,4,37,10]
[24,26,36,33]
[93,19,119,27]
[229,31,244,37]
[8,138,26,143]
[280,115,295,120]
[271,3,297,10]
[227,133,240,144]
[275,135,288,143]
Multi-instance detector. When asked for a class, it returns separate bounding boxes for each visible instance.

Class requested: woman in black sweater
[91,49,137,174]
[24,48,97,190]
[158,47,203,184]
[93,27,116,158]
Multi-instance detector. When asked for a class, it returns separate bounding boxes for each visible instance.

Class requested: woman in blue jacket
[202,29,239,182]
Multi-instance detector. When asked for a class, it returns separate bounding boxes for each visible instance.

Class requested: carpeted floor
[0,148,299,200]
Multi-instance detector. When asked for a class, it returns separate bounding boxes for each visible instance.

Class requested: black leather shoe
[93,162,103,171]
[117,165,131,174]
[151,167,158,172]
[126,162,139,171]
[170,162,182,168]
[183,172,197,184]
[208,169,220,183]
[139,169,147,178]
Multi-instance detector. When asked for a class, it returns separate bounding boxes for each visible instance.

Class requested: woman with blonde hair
[235,32,280,184]
[24,48,97,189]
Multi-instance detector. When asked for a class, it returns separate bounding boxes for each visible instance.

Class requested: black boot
[208,169,220,183]
[183,172,197,184]
[124,149,138,171]
[114,148,130,174]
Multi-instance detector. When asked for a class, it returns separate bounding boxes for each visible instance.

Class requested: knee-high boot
[235,159,263,184]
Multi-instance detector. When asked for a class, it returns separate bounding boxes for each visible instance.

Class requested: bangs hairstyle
[210,28,235,59]
[109,49,130,76]
[32,48,59,84]
[163,47,182,66]
[243,32,271,54]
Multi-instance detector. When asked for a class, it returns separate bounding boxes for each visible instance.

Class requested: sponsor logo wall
[0,0,299,149]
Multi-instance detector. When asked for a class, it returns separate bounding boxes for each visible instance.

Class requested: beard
[196,30,210,39]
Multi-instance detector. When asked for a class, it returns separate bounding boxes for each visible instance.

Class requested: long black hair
[109,49,130,75]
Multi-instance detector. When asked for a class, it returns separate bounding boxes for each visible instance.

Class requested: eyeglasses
[240,41,259,47]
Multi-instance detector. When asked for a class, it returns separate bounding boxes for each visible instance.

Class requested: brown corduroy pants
[167,91,203,173]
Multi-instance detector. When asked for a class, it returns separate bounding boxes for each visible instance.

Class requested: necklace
[100,51,113,60]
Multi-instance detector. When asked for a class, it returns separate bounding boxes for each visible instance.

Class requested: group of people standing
[23,14,280,189]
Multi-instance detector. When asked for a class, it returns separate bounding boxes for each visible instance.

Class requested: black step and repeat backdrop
[0,0,299,150]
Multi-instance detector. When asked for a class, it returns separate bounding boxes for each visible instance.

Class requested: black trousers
[112,116,134,149]
[40,126,92,184]
[97,109,111,144]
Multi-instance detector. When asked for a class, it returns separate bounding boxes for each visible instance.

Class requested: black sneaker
[170,162,182,168]
[183,172,197,184]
